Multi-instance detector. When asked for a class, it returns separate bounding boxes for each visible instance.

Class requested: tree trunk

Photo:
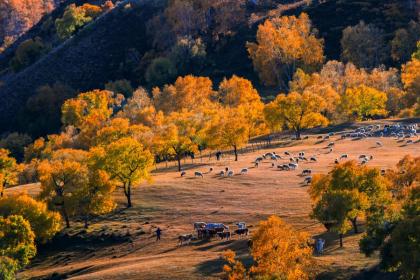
[84,215,89,229]
[351,217,358,233]
[233,145,238,161]
[176,154,182,172]
[339,233,343,247]
[295,129,301,140]
[62,206,70,228]
[125,185,132,208]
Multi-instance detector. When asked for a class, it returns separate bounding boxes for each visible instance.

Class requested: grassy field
[9,124,419,280]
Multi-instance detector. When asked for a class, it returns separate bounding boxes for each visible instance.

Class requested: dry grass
[9,131,419,280]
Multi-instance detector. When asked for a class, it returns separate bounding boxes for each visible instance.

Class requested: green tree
[90,137,153,208]
[10,37,47,71]
[0,215,36,280]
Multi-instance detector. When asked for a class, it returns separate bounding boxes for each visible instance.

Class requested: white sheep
[340,154,348,159]
[227,170,234,177]
[219,170,225,176]
[240,168,248,175]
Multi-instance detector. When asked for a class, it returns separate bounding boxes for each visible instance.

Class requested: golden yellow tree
[0,193,62,243]
[38,149,89,228]
[247,13,324,89]
[90,137,153,208]
[250,215,313,279]
[0,149,20,197]
[401,57,420,109]
[218,75,267,138]
[339,85,388,121]
[152,75,216,114]
[206,108,249,161]
[264,92,328,139]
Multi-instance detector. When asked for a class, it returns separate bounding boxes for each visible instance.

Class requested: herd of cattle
[178,222,249,246]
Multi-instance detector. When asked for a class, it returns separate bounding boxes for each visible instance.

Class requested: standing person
[156,227,162,241]
[216,151,222,161]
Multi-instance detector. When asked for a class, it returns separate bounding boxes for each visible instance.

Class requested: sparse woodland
[0,0,419,279]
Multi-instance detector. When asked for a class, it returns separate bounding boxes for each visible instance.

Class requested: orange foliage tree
[247,13,324,89]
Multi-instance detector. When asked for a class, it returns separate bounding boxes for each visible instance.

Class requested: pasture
[11,123,419,280]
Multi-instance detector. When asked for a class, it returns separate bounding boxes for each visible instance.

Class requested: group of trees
[223,215,313,280]
[0,193,62,279]
[309,156,419,278]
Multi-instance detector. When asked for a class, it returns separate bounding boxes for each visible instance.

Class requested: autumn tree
[247,13,324,89]
[0,149,20,197]
[250,216,313,279]
[386,155,420,200]
[0,193,61,243]
[10,37,47,71]
[206,108,249,161]
[90,137,153,208]
[341,21,387,69]
[401,52,420,110]
[156,110,200,170]
[222,250,248,280]
[390,21,420,63]
[339,85,388,121]
[38,149,89,227]
[264,92,328,139]
[55,3,102,39]
[218,75,267,138]
[310,161,391,246]
[0,215,36,280]
[152,75,216,114]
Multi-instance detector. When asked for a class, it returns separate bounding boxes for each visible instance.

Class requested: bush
[0,194,62,243]
[10,37,47,72]
[145,57,177,87]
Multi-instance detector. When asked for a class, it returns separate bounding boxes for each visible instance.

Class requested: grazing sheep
[407,140,413,145]
[284,151,290,156]
[275,154,282,159]
[181,171,186,177]
[302,169,312,175]
[288,163,298,170]
[376,141,383,147]
[340,154,348,159]
[327,142,335,147]
[195,171,203,178]
[361,159,368,165]
[270,155,278,160]
[255,157,263,162]
[240,168,248,175]
[324,135,330,140]
[278,164,290,171]
[359,155,367,159]
[220,170,225,176]
[317,135,323,139]
[227,170,234,177]
[304,176,312,185]
[310,157,317,162]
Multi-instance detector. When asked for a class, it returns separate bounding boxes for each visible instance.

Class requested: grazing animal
[407,140,413,144]
[227,170,234,177]
[271,155,278,160]
[340,154,348,159]
[310,157,317,162]
[181,171,186,177]
[178,234,193,246]
[220,171,225,176]
[327,142,335,147]
[235,228,249,237]
[304,176,312,185]
[359,155,367,159]
[240,168,248,175]
[284,151,290,156]
[217,231,231,240]
[376,141,383,147]
[195,171,203,178]
[288,163,298,170]
[317,135,323,139]
[255,157,263,162]
[302,169,312,176]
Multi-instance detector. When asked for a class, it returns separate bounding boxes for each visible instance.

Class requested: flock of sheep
[180,123,418,185]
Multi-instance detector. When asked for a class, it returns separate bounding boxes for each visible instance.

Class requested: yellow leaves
[264,91,328,138]
[0,193,62,243]
[250,215,313,280]
[0,148,19,195]
[247,13,324,87]
[401,58,420,94]
[153,75,216,114]
[339,85,388,121]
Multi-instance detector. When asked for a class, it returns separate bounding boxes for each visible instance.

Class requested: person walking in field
[156,227,162,241]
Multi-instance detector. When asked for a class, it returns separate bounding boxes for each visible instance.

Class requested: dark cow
[234,228,249,238]
[217,231,231,240]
